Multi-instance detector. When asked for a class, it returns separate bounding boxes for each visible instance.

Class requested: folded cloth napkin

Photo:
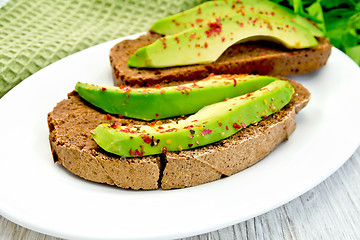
[0,0,205,98]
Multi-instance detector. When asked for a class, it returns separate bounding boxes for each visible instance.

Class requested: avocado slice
[128,13,318,68]
[75,75,278,121]
[151,0,323,37]
[92,80,294,157]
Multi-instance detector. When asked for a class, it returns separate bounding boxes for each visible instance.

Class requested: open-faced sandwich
[48,0,328,189]
[110,0,331,86]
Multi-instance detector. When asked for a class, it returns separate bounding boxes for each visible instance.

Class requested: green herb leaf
[272,0,360,65]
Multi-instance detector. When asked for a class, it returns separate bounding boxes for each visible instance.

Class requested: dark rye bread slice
[47,79,310,190]
[110,32,331,87]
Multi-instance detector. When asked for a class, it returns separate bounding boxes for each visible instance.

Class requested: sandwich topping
[127,0,322,68]
[76,74,280,120]
[90,78,294,157]
[128,13,318,68]
[150,0,323,37]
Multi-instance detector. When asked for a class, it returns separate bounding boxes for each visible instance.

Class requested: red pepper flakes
[154,84,160,89]
[110,122,121,129]
[206,18,222,37]
[150,122,156,127]
[141,134,152,144]
[197,7,201,14]
[122,86,130,93]
[201,129,212,136]
[177,85,190,95]
[162,41,167,49]
[233,123,242,129]
[155,113,159,117]
[134,148,144,157]
[221,37,226,42]
[192,80,198,87]
[188,143,193,148]
[204,42,208,48]
[189,33,196,39]
[197,52,201,56]
[172,19,180,26]
[118,114,123,118]
[195,18,203,23]
[231,3,236,8]
[166,128,178,133]
[129,148,135,156]
[119,84,124,89]
[226,126,229,130]
[271,11,275,16]
[217,121,222,127]
[241,122,246,128]
[158,126,164,130]
[162,146,167,154]
[233,79,237,87]
[106,114,112,120]
[174,37,180,44]
[101,87,107,91]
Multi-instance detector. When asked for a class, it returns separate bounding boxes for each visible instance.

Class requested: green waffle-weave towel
[0,0,206,98]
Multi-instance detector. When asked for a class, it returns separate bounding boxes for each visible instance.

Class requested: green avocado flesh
[151,0,323,37]
[76,75,279,121]
[128,13,318,68]
[92,80,294,157]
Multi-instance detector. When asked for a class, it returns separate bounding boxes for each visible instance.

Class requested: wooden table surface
[1,0,360,238]
[1,145,359,240]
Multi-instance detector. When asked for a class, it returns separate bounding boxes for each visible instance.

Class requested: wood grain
[1,146,359,240]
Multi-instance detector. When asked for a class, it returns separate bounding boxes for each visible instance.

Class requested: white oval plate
[1,34,360,240]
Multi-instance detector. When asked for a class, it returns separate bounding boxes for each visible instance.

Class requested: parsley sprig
[274,0,360,65]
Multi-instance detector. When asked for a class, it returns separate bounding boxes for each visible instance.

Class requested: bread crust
[48,79,310,189]
[110,32,331,87]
